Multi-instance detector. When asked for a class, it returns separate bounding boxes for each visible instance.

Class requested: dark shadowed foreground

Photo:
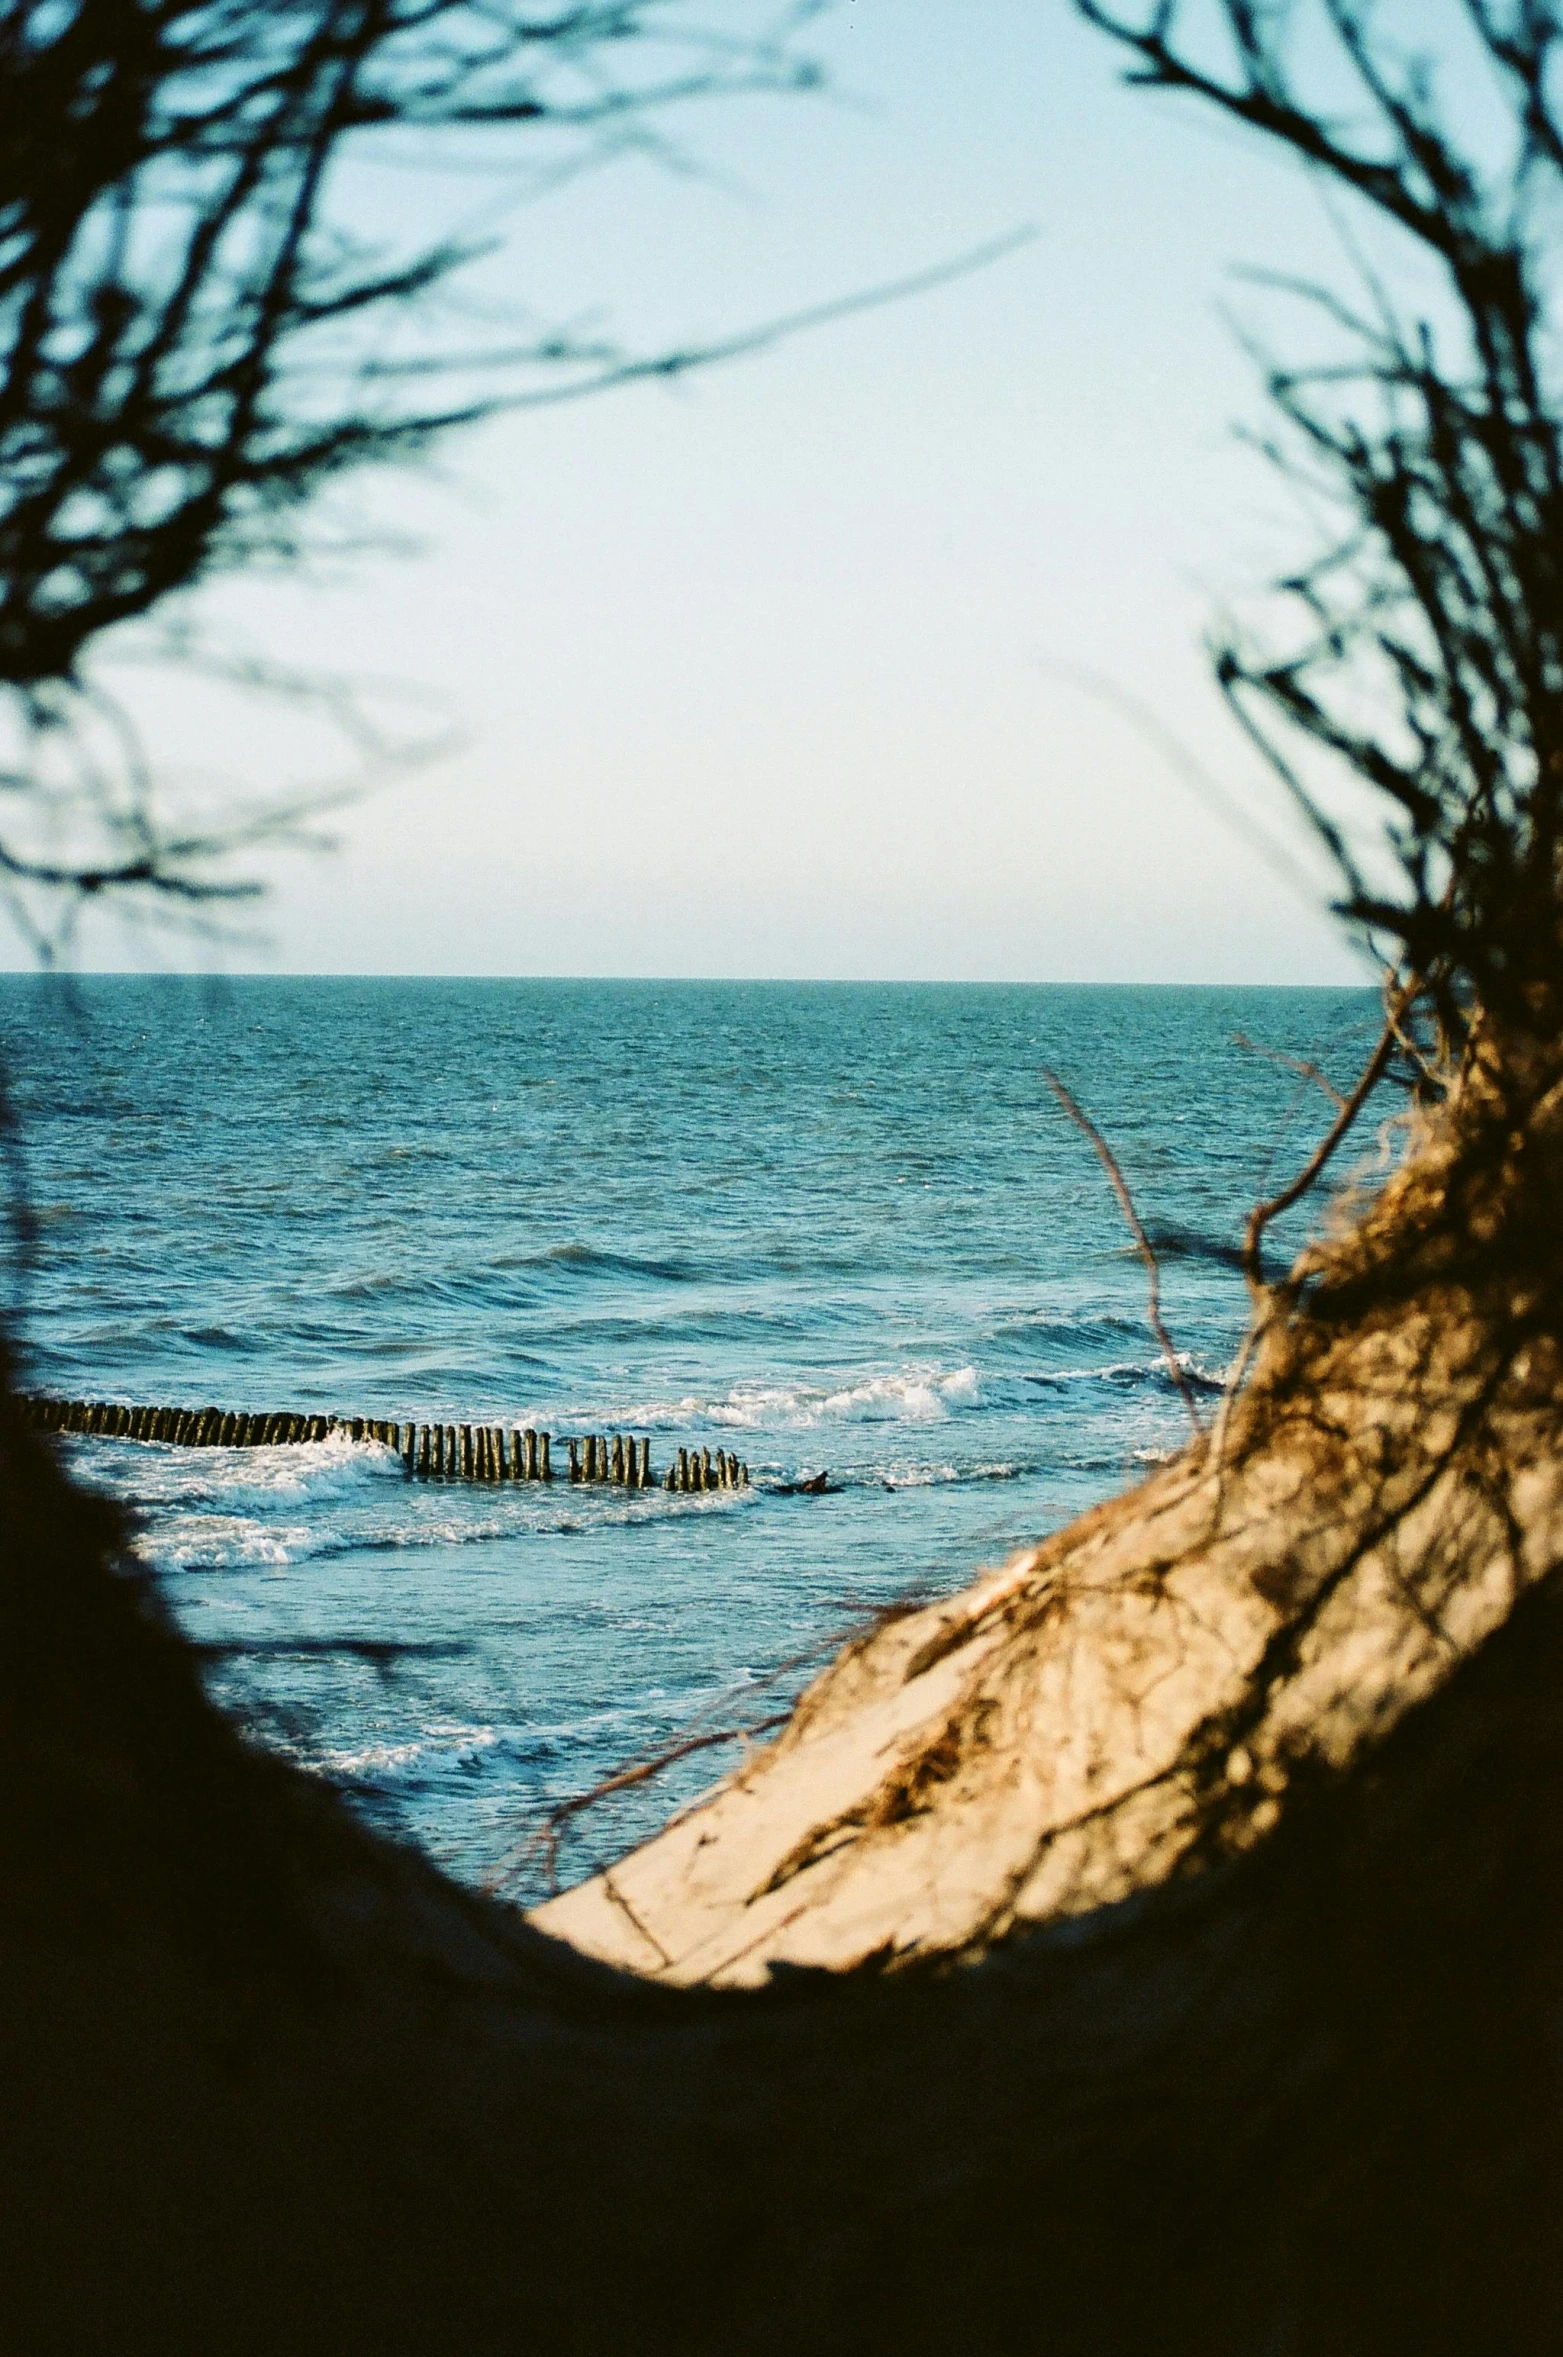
[4,1340,1561,2355]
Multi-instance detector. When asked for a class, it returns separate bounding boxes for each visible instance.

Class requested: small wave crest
[520,1241,693,1284]
[629,1363,982,1432]
[320,1722,500,1785]
[1026,1351,1230,1396]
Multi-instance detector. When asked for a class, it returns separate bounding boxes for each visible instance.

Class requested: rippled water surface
[3,976,1378,1897]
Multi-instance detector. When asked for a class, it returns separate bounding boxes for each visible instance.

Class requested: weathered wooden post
[539,1431,551,1481]
[612,1434,625,1485]
[677,1446,689,1492]
[522,1428,537,1481]
[568,1437,580,1483]
[638,1437,651,1489]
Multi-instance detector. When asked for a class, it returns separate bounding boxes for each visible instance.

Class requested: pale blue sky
[48,0,1404,980]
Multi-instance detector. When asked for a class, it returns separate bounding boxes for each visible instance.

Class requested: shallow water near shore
[3,976,1378,1899]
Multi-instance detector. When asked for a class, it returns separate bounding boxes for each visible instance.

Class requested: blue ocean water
[2,977,1379,1900]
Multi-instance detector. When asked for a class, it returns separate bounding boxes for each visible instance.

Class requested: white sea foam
[150,1514,308,1570]
[633,1363,982,1431]
[322,1722,499,1783]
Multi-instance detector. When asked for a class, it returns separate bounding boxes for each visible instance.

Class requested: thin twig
[486,1711,793,1897]
[1043,1068,1203,1436]
[1241,973,1421,1298]
[1233,1030,1348,1111]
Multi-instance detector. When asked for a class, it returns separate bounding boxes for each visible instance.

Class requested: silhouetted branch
[0,0,841,936]
[488,1712,794,1898]
[1076,1,1563,1044]
[1241,973,1422,1295]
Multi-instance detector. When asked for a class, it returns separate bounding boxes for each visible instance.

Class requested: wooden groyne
[18,1397,748,1492]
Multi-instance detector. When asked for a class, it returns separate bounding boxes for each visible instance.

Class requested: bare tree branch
[1043,1067,1204,1436]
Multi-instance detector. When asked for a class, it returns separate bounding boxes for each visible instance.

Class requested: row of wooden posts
[19,1398,748,1492]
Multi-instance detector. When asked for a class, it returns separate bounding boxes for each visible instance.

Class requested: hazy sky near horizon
[37,0,1409,983]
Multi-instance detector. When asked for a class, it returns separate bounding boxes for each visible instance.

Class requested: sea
[2,977,1380,1903]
